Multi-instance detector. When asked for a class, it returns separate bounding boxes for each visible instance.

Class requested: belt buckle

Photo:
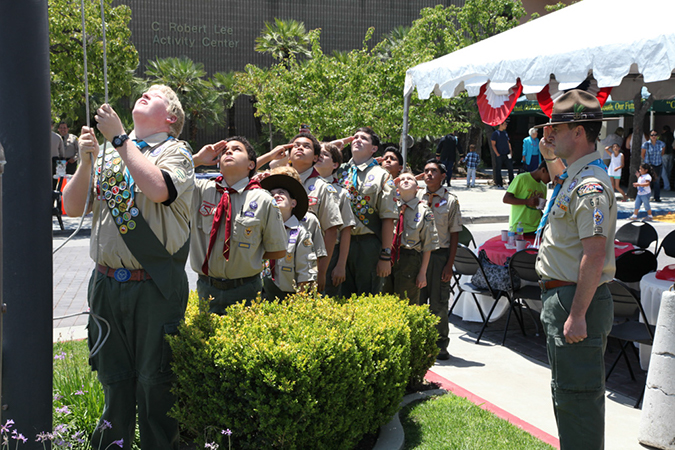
[538,279,546,291]
[114,268,132,282]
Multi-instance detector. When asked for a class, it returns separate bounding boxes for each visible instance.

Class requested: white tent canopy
[404,0,675,103]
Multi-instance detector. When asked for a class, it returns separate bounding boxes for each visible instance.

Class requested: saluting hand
[539,126,556,160]
[193,141,226,167]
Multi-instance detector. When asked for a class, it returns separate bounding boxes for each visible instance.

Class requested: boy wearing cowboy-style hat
[535,89,618,450]
[260,168,319,299]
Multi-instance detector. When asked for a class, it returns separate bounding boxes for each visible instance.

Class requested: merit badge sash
[96,139,189,300]
[338,163,382,240]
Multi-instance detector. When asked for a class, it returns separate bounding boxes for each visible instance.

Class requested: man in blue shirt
[490,121,514,189]
[641,129,665,202]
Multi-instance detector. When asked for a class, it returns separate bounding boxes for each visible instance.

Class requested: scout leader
[260,168,318,299]
[338,127,398,296]
[63,85,194,450]
[418,158,463,361]
[287,132,343,292]
[385,170,439,305]
[191,137,287,314]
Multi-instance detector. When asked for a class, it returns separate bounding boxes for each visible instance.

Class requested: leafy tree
[254,18,313,64]
[143,56,224,143]
[48,0,138,125]
[210,71,240,137]
[457,0,527,45]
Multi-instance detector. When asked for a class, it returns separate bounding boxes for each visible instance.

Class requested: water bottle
[507,225,516,247]
[517,221,524,238]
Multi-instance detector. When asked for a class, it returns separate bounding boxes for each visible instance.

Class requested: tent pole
[401,91,412,167]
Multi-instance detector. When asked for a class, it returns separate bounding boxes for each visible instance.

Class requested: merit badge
[249,201,258,210]
[368,208,374,214]
[111,208,120,217]
[123,212,131,222]
[119,224,128,234]
[118,202,127,213]
[128,220,136,230]
[363,219,369,225]
[115,216,123,226]
[130,207,139,217]
[119,181,127,190]
[104,191,113,200]
[112,186,120,195]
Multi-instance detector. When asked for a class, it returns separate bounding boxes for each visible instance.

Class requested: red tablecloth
[478,235,636,266]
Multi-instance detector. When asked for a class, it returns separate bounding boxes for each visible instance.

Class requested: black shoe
[437,349,451,360]
[655,199,662,202]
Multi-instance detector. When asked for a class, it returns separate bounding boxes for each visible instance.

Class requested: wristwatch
[112,134,129,148]
[381,248,392,256]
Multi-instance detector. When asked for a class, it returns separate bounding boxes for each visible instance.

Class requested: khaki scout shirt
[190,176,287,279]
[300,211,327,258]
[323,175,357,242]
[536,151,617,285]
[90,132,194,269]
[299,167,343,233]
[417,187,462,248]
[337,158,398,236]
[398,197,439,253]
[51,132,64,158]
[62,133,79,160]
[266,215,317,293]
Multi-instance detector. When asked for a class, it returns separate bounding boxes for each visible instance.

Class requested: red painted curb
[425,370,560,449]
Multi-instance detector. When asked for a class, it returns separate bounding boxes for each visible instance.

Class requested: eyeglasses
[651,134,658,136]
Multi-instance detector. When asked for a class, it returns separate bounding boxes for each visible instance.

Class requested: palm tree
[374,26,410,61]
[144,56,224,143]
[254,18,311,64]
[210,71,240,137]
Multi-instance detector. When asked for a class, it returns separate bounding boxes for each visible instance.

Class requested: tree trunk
[627,92,654,198]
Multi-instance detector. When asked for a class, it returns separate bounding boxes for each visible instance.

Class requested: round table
[639,272,674,369]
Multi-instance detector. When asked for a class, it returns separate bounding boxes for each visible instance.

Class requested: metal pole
[0,0,53,446]
[0,142,5,415]
[400,91,412,167]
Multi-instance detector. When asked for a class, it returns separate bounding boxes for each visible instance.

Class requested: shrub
[168,290,438,449]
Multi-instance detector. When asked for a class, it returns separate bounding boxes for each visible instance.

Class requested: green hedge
[168,290,438,449]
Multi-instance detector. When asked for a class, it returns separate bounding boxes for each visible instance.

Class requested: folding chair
[450,244,512,344]
[656,229,675,258]
[614,249,657,298]
[615,221,658,252]
[450,225,477,295]
[605,280,655,408]
[53,190,64,231]
[502,248,541,345]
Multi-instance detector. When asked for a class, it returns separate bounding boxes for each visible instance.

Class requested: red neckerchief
[202,177,262,275]
[391,204,408,265]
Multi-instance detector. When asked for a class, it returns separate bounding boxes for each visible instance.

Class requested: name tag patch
[238,242,250,248]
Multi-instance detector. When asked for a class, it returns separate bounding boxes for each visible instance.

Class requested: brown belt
[97,264,152,282]
[198,274,259,291]
[538,279,576,291]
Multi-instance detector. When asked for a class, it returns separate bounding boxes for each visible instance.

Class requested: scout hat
[534,89,619,128]
[261,173,309,220]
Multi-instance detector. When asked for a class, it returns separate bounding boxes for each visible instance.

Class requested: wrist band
[544,157,559,162]
[379,255,391,261]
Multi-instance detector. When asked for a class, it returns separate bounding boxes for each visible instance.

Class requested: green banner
[511,99,675,116]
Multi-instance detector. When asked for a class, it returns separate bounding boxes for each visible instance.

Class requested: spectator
[604,143,628,202]
[490,121,514,189]
[641,129,665,202]
[58,120,79,174]
[436,132,458,186]
[659,125,673,191]
[521,127,541,172]
[459,144,480,188]
[51,123,64,189]
[630,163,654,221]
[502,161,550,234]
[599,126,623,167]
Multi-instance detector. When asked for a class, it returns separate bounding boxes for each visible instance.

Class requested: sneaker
[646,215,654,221]
[437,349,451,360]
[471,184,476,188]
[629,214,638,220]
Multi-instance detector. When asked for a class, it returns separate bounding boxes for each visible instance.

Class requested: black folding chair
[450,244,512,344]
[615,221,658,252]
[614,249,657,298]
[502,248,541,345]
[53,190,64,231]
[605,280,655,408]
[656,229,675,258]
[450,225,477,295]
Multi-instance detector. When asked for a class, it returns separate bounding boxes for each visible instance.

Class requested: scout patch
[249,201,258,210]
[308,184,316,191]
[200,201,215,216]
[439,198,447,207]
[424,212,434,221]
[578,183,604,197]
[245,227,253,237]
[244,211,255,218]
[281,267,293,272]
[326,184,337,193]
[303,238,312,247]
[238,242,251,248]
[308,196,318,206]
[175,168,186,181]
[414,212,421,222]
[555,195,569,212]
[285,253,293,263]
[594,208,604,225]
[367,174,375,181]
[567,179,578,191]
[387,179,395,187]
[406,239,415,246]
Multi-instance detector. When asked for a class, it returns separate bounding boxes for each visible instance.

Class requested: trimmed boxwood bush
[168,290,438,449]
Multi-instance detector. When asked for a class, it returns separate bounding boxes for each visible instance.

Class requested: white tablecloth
[639,272,673,369]
[451,276,539,323]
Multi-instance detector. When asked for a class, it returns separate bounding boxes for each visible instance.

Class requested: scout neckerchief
[534,158,606,247]
[201,177,262,276]
[96,136,190,300]
[341,158,382,239]
[391,203,408,265]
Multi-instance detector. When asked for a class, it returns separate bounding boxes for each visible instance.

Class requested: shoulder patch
[326,184,337,193]
[577,183,604,197]
[387,179,395,187]
[424,211,434,222]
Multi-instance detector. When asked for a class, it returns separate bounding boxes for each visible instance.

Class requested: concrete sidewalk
[52,177,674,449]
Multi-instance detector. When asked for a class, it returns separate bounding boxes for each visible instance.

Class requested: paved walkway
[52,177,675,448]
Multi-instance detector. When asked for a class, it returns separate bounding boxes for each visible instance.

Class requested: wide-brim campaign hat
[534,89,619,128]
[260,173,309,220]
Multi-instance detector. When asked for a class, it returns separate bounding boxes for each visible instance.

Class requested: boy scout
[385,170,439,304]
[338,127,398,296]
[418,159,462,361]
[261,170,316,299]
[315,142,356,297]
[63,85,194,450]
[288,132,343,292]
[191,137,287,314]
[535,90,617,450]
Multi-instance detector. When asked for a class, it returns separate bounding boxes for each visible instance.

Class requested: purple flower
[53,394,63,401]
[98,420,113,431]
[54,352,66,360]
[73,390,87,396]
[1,419,14,433]
[11,430,27,443]
[221,429,232,436]
[55,405,71,414]
[72,431,85,443]
[113,438,124,447]
[54,423,69,434]
[204,442,219,450]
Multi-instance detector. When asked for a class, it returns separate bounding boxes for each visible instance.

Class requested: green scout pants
[383,248,422,305]
[87,269,188,450]
[540,283,613,450]
[323,243,342,299]
[343,234,384,297]
[197,275,263,315]
[419,248,450,350]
